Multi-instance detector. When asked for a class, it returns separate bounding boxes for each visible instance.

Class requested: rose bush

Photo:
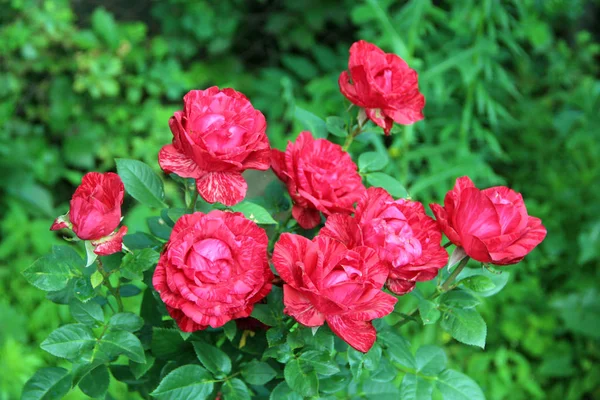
[153,210,273,331]
[431,176,547,265]
[158,87,271,206]
[271,131,365,229]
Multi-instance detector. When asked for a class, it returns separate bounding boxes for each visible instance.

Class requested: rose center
[186,238,233,283]
[374,68,393,92]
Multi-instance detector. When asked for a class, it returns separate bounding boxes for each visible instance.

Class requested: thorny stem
[97,259,124,313]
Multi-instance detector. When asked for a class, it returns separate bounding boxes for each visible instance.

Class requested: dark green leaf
[130,353,155,379]
[152,328,185,359]
[419,299,441,325]
[441,308,487,348]
[295,106,327,139]
[232,201,278,225]
[121,248,160,280]
[41,324,95,360]
[326,116,348,137]
[21,367,71,400]
[270,381,303,400]
[299,350,340,376]
[223,321,237,341]
[22,246,81,291]
[366,172,408,198]
[222,378,251,400]
[79,364,109,398]
[193,341,232,376]
[284,359,318,397]
[109,312,144,332]
[436,369,485,400]
[150,365,214,400]
[378,331,416,368]
[70,300,104,326]
[241,360,277,385]
[116,158,166,208]
[120,284,142,297]
[359,151,389,172]
[319,374,349,394]
[415,345,447,376]
[95,330,145,363]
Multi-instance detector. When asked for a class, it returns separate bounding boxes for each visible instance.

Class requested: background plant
[1,0,599,399]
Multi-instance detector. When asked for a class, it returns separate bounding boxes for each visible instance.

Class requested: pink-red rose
[158,87,271,206]
[339,40,425,135]
[271,131,366,230]
[322,187,448,294]
[430,176,547,265]
[153,210,273,332]
[272,233,397,352]
[50,172,127,256]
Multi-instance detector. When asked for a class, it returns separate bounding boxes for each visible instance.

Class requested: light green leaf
[419,299,441,325]
[116,158,166,208]
[460,275,496,292]
[231,201,277,225]
[440,290,480,309]
[90,270,103,289]
[366,172,408,198]
[222,378,251,400]
[193,342,232,376]
[415,345,447,376]
[21,367,71,400]
[400,374,434,400]
[41,324,96,360]
[284,359,318,397]
[22,246,81,291]
[457,268,510,297]
[326,116,348,137]
[150,365,214,400]
[436,369,485,400]
[441,308,487,348]
[78,364,109,398]
[69,300,104,326]
[241,360,277,385]
[84,241,98,268]
[359,151,389,173]
[295,106,327,139]
[378,331,416,368]
[299,350,340,376]
[109,312,144,332]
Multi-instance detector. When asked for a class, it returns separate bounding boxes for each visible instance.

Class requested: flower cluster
[49,40,546,353]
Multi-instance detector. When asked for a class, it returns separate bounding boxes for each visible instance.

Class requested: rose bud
[50,172,127,256]
[153,210,273,332]
[430,176,547,265]
[339,40,425,135]
[273,233,397,352]
[158,87,271,206]
[271,131,366,230]
[322,187,448,295]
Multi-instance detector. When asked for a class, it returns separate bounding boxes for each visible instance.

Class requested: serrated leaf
[130,353,155,379]
[284,359,318,397]
[299,350,340,376]
[22,246,81,291]
[460,275,496,292]
[400,374,434,400]
[441,308,487,348]
[295,106,328,139]
[231,201,277,225]
[415,345,447,376]
[223,321,237,341]
[193,342,232,376]
[419,299,441,325]
[378,331,416,368]
[41,324,96,360]
[78,364,109,398]
[457,268,510,297]
[95,330,145,363]
[436,369,485,400]
[270,381,303,400]
[116,158,166,208]
[440,290,480,309]
[319,375,349,394]
[222,378,251,400]
[359,151,389,172]
[366,172,408,198]
[70,300,104,326]
[21,367,71,400]
[152,328,185,359]
[90,270,103,288]
[121,248,160,280]
[109,312,144,332]
[325,116,348,137]
[241,360,277,385]
[150,365,214,400]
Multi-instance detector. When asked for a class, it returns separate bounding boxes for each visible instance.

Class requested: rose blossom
[339,40,425,135]
[50,172,127,256]
[272,233,397,352]
[430,176,547,265]
[158,87,271,206]
[321,187,448,294]
[153,210,273,331]
[271,131,366,229]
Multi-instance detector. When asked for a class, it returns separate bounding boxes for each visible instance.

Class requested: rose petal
[326,315,377,353]
[158,144,204,178]
[196,171,247,206]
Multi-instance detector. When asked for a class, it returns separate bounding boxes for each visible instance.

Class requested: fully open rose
[430,176,547,265]
[339,40,425,135]
[272,233,397,352]
[158,87,271,206]
[153,210,273,331]
[321,187,448,294]
[271,131,365,229]
[50,172,127,256]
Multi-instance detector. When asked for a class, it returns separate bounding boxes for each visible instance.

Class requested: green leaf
[457,268,510,297]
[241,360,277,385]
[400,374,434,400]
[223,321,237,341]
[378,331,416,368]
[109,312,144,332]
[440,290,480,309]
[90,270,103,289]
[130,353,155,379]
[370,358,396,382]
[460,275,496,292]
[222,378,251,400]
[366,172,408,198]
[415,345,447,376]
[121,248,160,280]
[84,241,98,268]
[91,7,119,49]
[69,300,104,326]
[284,359,318,397]
[150,365,214,400]
[295,106,327,139]
[436,369,485,400]
[319,375,349,394]
[193,341,232,376]
[73,276,95,303]
[326,116,348,137]
[22,246,81,291]
[41,324,96,360]
[251,304,278,326]
[21,367,71,400]
[359,151,389,173]
[231,201,278,225]
[95,330,145,363]
[270,381,303,400]
[152,328,185,359]
[361,380,401,399]
[116,158,166,208]
[418,299,441,325]
[299,350,340,376]
[79,364,109,398]
[441,308,487,348]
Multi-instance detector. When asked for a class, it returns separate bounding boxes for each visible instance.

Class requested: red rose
[50,172,127,256]
[153,210,273,331]
[430,177,547,265]
[158,87,271,206]
[272,233,397,352]
[339,40,425,135]
[322,188,448,295]
[271,131,366,229]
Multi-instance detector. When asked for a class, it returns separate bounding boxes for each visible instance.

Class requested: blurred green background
[1,0,599,399]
